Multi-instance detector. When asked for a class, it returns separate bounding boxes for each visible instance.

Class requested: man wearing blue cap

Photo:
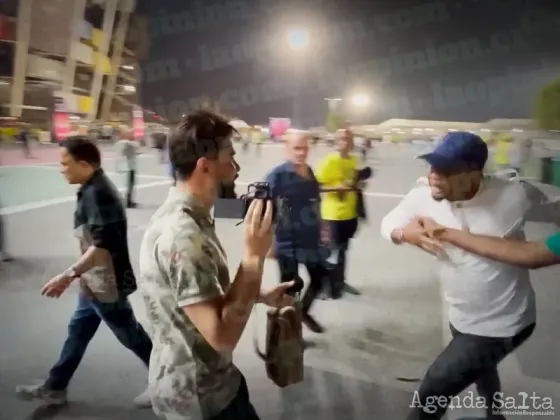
[381,132,559,419]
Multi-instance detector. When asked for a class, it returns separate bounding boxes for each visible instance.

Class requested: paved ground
[1,143,560,419]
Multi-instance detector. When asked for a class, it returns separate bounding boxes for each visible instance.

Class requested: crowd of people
[5,109,560,419]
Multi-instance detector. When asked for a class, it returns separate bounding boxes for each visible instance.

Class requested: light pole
[286,28,309,128]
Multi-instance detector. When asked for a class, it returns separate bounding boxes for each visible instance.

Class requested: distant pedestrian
[115,129,140,208]
[19,123,31,158]
[0,198,13,263]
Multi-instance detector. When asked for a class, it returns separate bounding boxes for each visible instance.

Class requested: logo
[410,391,555,416]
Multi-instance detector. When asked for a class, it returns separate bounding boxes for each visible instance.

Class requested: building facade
[0,0,147,128]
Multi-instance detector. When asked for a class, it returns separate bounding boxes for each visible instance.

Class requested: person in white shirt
[380,132,552,420]
[115,129,140,208]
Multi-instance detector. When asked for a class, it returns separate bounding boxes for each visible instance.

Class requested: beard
[218,180,237,198]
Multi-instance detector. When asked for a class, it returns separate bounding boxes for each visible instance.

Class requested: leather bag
[254,298,304,388]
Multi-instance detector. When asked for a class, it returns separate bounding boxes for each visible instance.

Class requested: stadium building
[0,0,149,135]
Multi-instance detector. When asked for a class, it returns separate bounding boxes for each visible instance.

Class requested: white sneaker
[133,387,152,408]
[16,382,67,406]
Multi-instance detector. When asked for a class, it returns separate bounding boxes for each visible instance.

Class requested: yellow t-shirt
[315,153,358,221]
[494,140,510,165]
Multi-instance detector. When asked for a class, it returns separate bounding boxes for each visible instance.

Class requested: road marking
[0,164,169,180]
[1,172,405,215]
[0,179,171,216]
[363,191,405,198]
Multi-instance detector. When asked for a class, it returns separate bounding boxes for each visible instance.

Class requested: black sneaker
[302,313,325,333]
[331,288,343,300]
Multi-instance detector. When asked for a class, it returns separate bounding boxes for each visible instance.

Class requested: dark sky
[137,0,560,126]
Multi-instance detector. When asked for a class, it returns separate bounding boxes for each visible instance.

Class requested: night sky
[137,0,560,125]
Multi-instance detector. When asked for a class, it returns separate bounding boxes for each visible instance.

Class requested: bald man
[264,131,330,333]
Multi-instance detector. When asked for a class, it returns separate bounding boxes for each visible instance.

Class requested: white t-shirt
[380,176,558,337]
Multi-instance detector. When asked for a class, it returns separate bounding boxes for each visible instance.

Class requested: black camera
[241,182,278,222]
[214,182,304,296]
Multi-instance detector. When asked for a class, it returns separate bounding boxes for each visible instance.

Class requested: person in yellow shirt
[315,128,361,299]
[493,135,511,170]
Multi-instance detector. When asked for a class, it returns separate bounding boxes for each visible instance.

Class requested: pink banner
[132,106,145,140]
[269,118,291,137]
[52,96,69,142]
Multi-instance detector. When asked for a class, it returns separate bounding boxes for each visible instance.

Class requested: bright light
[324,97,342,101]
[351,94,369,107]
[121,65,134,70]
[286,28,309,51]
[122,85,136,92]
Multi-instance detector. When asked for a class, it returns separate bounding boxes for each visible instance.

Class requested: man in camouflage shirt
[139,110,294,419]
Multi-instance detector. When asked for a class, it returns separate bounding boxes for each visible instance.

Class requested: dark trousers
[22,139,30,158]
[408,322,535,419]
[329,218,358,294]
[208,376,259,420]
[126,170,136,205]
[45,291,152,391]
[277,254,329,314]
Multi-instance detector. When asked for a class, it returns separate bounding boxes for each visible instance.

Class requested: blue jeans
[45,291,152,391]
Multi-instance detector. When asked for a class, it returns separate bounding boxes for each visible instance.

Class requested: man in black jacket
[16,136,153,408]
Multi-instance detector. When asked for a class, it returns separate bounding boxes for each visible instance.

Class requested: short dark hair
[61,136,101,167]
[168,109,235,180]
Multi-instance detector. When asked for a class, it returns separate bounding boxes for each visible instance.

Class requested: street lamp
[351,93,369,107]
[286,28,310,51]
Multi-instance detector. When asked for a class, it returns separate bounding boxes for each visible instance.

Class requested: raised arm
[165,201,272,353]
[380,187,421,243]
[421,216,560,269]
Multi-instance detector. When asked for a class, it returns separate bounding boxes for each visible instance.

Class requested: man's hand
[402,218,443,255]
[418,217,447,238]
[41,273,74,298]
[259,281,295,308]
[244,199,274,259]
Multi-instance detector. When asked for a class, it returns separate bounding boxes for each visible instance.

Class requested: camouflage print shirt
[138,187,241,419]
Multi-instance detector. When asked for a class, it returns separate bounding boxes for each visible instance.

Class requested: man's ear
[196,157,210,173]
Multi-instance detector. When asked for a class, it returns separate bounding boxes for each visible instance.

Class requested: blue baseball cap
[418,131,488,172]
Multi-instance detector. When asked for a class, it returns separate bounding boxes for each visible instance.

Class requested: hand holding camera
[243,198,274,259]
